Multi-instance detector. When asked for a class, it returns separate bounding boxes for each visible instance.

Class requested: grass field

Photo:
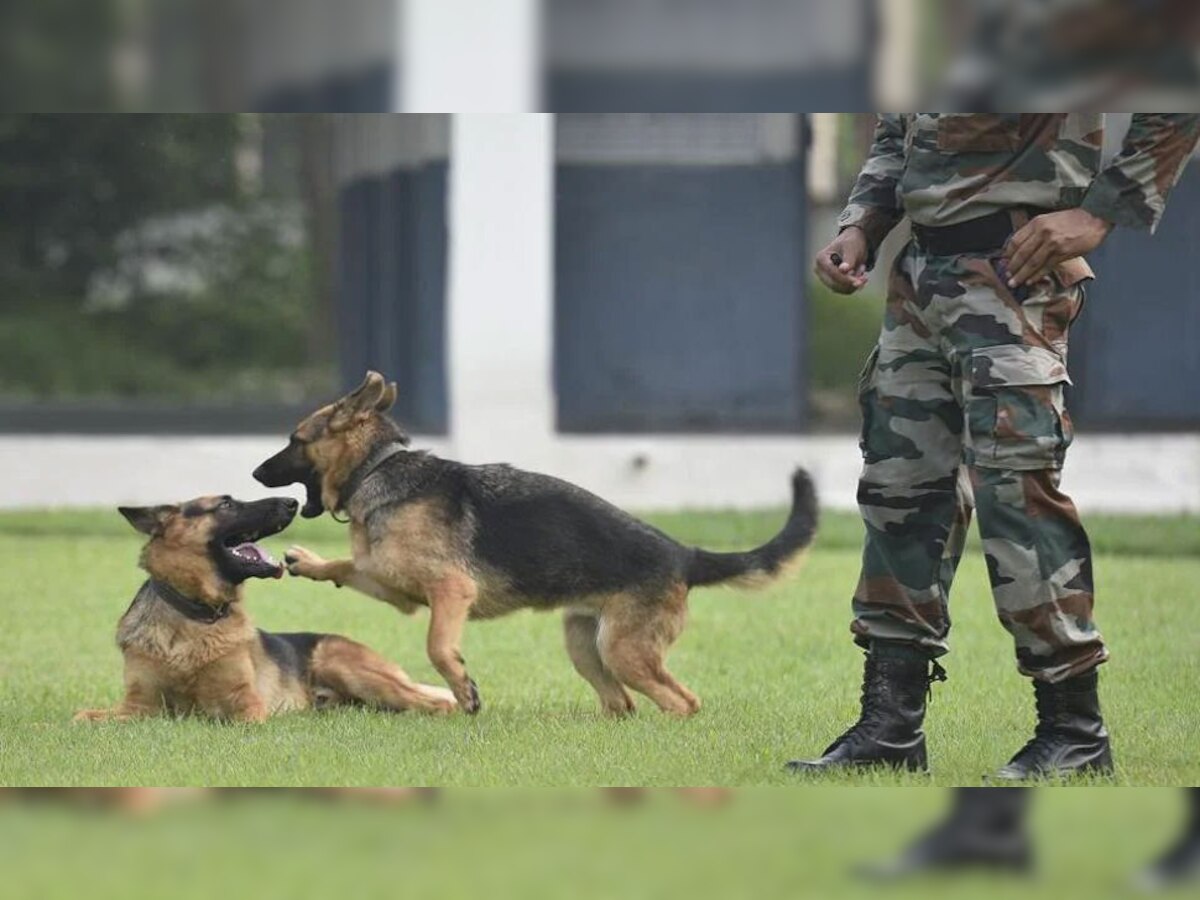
[0,506,1197,786]
[1,788,1192,899]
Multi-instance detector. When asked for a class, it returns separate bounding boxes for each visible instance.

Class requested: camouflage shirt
[839,113,1200,264]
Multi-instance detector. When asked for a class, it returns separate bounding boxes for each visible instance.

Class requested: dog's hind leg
[563,611,636,716]
[310,637,456,714]
[598,589,701,717]
[425,573,481,714]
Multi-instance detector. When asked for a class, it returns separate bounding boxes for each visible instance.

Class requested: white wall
[3,433,1198,514]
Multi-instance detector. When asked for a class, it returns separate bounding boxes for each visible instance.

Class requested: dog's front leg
[285,546,420,614]
[72,702,156,723]
[285,545,355,584]
[197,656,268,723]
[426,574,480,714]
[226,685,269,723]
[73,668,161,722]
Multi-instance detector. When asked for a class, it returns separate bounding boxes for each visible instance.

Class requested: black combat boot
[991,669,1113,780]
[856,788,1033,880]
[786,641,945,774]
[1132,789,1200,892]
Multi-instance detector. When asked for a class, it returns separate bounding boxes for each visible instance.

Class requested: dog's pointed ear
[118,505,176,536]
[330,371,388,431]
[375,381,398,412]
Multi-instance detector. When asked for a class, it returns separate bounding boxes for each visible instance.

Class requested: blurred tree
[0,114,332,404]
[0,114,241,303]
[0,0,122,112]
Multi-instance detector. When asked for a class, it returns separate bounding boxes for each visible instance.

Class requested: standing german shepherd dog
[254,372,818,717]
[74,495,455,723]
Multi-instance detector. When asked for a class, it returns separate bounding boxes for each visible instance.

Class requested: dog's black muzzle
[254,440,324,518]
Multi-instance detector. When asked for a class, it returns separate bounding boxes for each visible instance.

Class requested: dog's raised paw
[284,545,323,577]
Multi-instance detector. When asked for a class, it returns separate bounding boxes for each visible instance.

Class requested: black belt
[911,208,1049,256]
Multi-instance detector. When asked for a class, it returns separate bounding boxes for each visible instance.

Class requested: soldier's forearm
[1081,113,1200,232]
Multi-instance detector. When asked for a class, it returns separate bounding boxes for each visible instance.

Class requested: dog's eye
[218,498,233,510]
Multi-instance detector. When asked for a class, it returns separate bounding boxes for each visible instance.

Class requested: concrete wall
[4,433,1198,514]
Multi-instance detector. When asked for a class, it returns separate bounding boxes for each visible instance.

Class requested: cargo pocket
[1051,256,1093,326]
[966,344,1074,470]
[856,346,881,458]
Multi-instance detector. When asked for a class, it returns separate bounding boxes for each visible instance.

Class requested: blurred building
[1,112,1198,514]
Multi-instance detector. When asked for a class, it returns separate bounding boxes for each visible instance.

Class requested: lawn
[0,788,1192,900]
[0,507,1197,786]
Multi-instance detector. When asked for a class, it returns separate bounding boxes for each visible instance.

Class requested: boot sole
[785,758,929,775]
[986,760,1115,782]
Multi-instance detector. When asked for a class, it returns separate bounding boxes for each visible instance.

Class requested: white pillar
[446,114,555,462]
[875,0,918,109]
[400,0,540,112]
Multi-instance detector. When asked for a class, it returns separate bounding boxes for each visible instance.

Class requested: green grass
[0,788,1192,900]
[0,508,1197,786]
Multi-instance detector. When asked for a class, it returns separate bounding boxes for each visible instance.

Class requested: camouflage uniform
[839,114,1200,682]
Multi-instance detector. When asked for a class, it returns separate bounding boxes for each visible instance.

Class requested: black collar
[336,441,407,513]
[149,579,233,624]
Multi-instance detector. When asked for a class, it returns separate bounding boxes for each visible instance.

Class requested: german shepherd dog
[74,495,455,723]
[254,372,817,717]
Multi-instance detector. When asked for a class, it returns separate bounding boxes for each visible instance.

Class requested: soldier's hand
[1002,208,1113,288]
[815,227,870,294]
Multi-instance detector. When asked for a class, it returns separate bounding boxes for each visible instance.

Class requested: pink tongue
[233,542,282,577]
[234,542,265,563]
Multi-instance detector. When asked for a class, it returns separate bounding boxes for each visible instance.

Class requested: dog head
[118,495,298,585]
[252,371,406,519]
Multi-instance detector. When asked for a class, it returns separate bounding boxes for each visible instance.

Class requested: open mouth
[300,475,324,519]
[218,523,288,579]
[224,537,283,578]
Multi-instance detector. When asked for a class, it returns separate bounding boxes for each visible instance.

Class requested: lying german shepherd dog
[254,372,817,717]
[74,494,455,723]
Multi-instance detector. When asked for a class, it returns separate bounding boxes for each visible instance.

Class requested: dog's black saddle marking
[149,579,233,624]
[258,631,325,680]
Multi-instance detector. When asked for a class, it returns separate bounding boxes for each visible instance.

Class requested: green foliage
[0,114,330,402]
[0,115,242,293]
[0,1,122,112]
[807,278,884,425]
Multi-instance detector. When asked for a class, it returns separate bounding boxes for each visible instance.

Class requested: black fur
[684,469,818,587]
[351,445,816,600]
[257,631,325,680]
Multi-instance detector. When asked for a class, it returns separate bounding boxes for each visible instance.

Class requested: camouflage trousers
[851,240,1108,683]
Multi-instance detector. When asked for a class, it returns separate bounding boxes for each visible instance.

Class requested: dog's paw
[284,545,326,579]
[72,709,109,723]
[460,679,482,715]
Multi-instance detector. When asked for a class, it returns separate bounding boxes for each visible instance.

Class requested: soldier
[789,114,1200,778]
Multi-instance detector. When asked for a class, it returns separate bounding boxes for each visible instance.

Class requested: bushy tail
[684,468,818,589]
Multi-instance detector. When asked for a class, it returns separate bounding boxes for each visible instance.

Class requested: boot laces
[1009,683,1068,766]
[828,655,944,752]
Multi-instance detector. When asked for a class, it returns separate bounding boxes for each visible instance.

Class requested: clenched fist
[814,226,870,294]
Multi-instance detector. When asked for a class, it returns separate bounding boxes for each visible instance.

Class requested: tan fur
[719,547,811,591]
[75,497,453,724]
[282,371,812,717]
[294,373,398,517]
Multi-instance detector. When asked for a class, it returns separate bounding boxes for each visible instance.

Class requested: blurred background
[0,787,1194,900]
[5,0,1200,112]
[1,111,1198,512]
